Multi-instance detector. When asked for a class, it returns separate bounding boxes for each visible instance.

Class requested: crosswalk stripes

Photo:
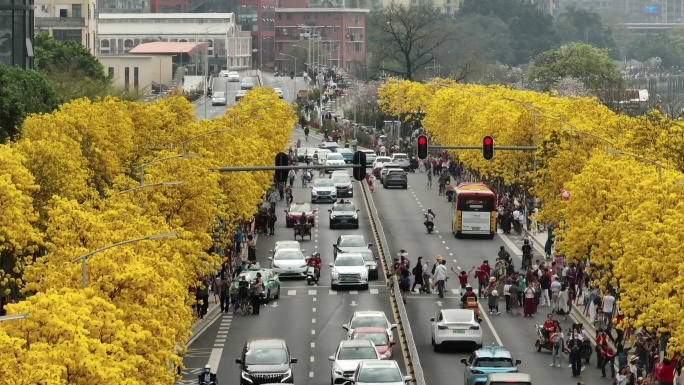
[213,314,232,349]
[273,288,480,297]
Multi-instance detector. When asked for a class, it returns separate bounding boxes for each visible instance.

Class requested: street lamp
[117,181,184,195]
[280,53,297,93]
[70,232,179,289]
[0,313,29,322]
[135,153,201,207]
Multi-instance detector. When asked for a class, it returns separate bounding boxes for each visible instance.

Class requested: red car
[349,327,395,360]
[284,202,317,228]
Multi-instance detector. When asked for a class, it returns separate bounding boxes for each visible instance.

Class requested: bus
[452,182,497,238]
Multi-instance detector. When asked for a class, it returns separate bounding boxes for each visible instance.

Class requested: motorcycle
[306,257,321,285]
[423,216,434,234]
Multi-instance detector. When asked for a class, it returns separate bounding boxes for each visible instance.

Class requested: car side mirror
[356,210,360,213]
[301,249,305,253]
[515,359,522,365]
[367,243,373,248]
[328,210,332,213]
[283,210,288,214]
[460,358,467,365]
[333,244,338,249]
[268,257,273,261]
[329,263,334,267]
[269,250,274,253]
[328,356,335,361]
[390,341,396,347]
[390,324,397,330]
[235,358,242,364]
[342,324,349,331]
[430,317,435,322]
[291,358,298,363]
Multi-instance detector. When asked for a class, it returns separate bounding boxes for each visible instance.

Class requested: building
[561,0,684,23]
[99,54,172,92]
[97,0,150,12]
[235,0,275,69]
[96,13,252,74]
[34,0,97,53]
[274,8,368,72]
[378,0,463,14]
[0,0,35,69]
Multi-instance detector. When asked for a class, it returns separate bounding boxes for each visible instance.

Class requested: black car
[236,339,297,385]
[383,169,408,189]
[328,200,360,229]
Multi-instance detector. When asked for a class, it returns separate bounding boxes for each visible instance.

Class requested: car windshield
[213,92,225,98]
[354,332,388,346]
[314,180,335,187]
[393,154,407,159]
[340,237,366,247]
[334,204,356,211]
[338,347,378,360]
[351,316,387,329]
[358,367,402,382]
[290,204,312,212]
[327,154,343,160]
[238,271,261,282]
[474,358,514,368]
[332,175,351,183]
[244,348,289,365]
[359,251,374,261]
[335,257,364,266]
[243,78,255,83]
[275,250,304,260]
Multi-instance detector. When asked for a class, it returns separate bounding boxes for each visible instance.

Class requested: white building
[96,13,252,74]
[34,0,97,53]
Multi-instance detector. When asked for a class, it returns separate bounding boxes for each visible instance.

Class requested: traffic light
[274,152,289,183]
[417,135,428,160]
[482,135,494,161]
[352,151,367,181]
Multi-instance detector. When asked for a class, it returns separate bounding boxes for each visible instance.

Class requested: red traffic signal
[482,136,494,161]
[417,135,429,160]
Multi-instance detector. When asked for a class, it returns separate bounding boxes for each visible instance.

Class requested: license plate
[341,220,348,224]
[453,330,465,334]
[472,227,480,231]
[287,270,295,274]
[342,277,355,282]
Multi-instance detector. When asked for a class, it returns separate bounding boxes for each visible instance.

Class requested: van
[485,373,532,385]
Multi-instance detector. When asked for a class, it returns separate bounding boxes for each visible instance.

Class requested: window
[303,12,310,20]
[53,29,82,44]
[278,13,282,20]
[278,42,283,51]
[72,4,81,17]
[124,67,130,90]
[108,67,114,78]
[287,13,292,20]
[59,8,67,17]
[133,67,139,89]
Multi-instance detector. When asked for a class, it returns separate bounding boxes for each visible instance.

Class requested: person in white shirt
[421,259,432,293]
[602,291,617,335]
[433,258,448,298]
[512,208,521,233]
[550,276,562,312]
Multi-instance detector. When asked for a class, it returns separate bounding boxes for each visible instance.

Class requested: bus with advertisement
[452,182,497,238]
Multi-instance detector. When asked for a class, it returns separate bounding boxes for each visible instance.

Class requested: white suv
[330,254,368,290]
[390,153,410,170]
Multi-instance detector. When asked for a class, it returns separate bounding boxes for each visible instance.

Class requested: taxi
[461,344,522,385]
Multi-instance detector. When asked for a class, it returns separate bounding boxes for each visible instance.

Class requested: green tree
[556,5,619,58]
[625,33,684,68]
[367,3,454,81]
[457,0,559,65]
[527,42,625,107]
[0,64,59,142]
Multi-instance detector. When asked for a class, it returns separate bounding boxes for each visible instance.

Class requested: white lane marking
[313,307,317,312]
[311,330,316,335]
[214,344,224,347]
[288,290,297,296]
[453,259,457,263]
[329,290,337,295]
[451,289,459,294]
[313,297,317,302]
[311,342,315,348]
[310,356,315,363]
[445,247,450,250]
[478,302,504,346]
[309,372,314,378]
[442,240,446,244]
[349,290,358,295]
[309,290,317,295]
[207,348,223,372]
[312,318,316,323]
[370,288,379,294]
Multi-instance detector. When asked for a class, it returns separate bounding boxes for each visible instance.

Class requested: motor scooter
[306,257,321,285]
[423,218,434,234]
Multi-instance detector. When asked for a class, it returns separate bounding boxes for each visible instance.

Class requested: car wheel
[354,224,359,229]
[274,286,280,299]
[403,185,408,189]
[331,284,337,290]
[362,283,369,290]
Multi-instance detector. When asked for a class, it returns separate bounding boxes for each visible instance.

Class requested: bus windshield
[457,196,494,211]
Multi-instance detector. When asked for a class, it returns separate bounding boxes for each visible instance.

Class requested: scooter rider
[424,209,435,231]
[460,284,477,305]
[308,252,322,281]
[198,364,217,385]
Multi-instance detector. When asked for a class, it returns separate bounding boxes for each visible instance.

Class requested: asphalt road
[176,128,398,385]
[373,171,610,385]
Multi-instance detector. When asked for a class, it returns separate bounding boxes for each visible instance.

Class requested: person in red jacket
[599,343,616,379]
[473,266,489,298]
[658,356,678,385]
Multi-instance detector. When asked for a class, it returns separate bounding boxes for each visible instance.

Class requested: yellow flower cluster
[0,88,295,384]
[378,79,684,354]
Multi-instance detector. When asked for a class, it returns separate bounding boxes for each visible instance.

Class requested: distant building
[377,0,462,14]
[96,13,252,74]
[34,0,97,53]
[0,0,35,69]
[274,8,368,72]
[99,54,172,92]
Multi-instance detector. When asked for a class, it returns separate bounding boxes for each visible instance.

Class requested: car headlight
[241,371,253,383]
[333,368,343,375]
[300,264,308,268]
[312,190,318,195]
[273,263,280,268]
[352,214,358,219]
[281,369,292,382]
[331,270,339,278]
[330,214,336,219]
[360,270,368,277]
[347,184,352,189]
[369,265,377,270]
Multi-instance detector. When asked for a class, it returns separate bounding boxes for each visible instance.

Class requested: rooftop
[98,12,234,19]
[128,42,208,55]
[275,8,370,12]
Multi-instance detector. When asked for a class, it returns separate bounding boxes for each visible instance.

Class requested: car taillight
[510,369,518,373]
[470,326,480,330]
[437,325,448,330]
[470,369,484,374]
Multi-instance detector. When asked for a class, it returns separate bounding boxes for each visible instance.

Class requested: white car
[211,91,226,106]
[328,340,381,385]
[331,172,353,197]
[235,89,248,101]
[269,240,302,259]
[325,153,346,173]
[219,70,230,77]
[343,310,396,342]
[314,149,332,165]
[360,149,377,164]
[268,248,308,277]
[390,153,410,170]
[431,309,483,351]
[329,254,368,290]
[274,87,284,99]
[311,178,337,203]
[227,71,240,82]
[346,360,412,385]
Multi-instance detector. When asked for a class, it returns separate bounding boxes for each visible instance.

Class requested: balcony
[35,17,86,28]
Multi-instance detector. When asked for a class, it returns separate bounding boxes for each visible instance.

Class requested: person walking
[421,258,432,293]
[235,228,244,256]
[550,325,564,367]
[411,257,424,292]
[219,277,231,313]
[268,210,277,236]
[368,175,376,193]
[433,257,447,298]
[503,278,513,313]
[399,268,411,304]
[251,273,264,315]
[568,331,584,377]
[523,284,536,317]
[427,171,432,189]
[509,280,521,315]
[197,279,210,319]
[550,275,562,313]
[599,342,616,379]
[246,234,257,262]
[487,289,500,315]
[268,190,278,212]
[601,290,617,337]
